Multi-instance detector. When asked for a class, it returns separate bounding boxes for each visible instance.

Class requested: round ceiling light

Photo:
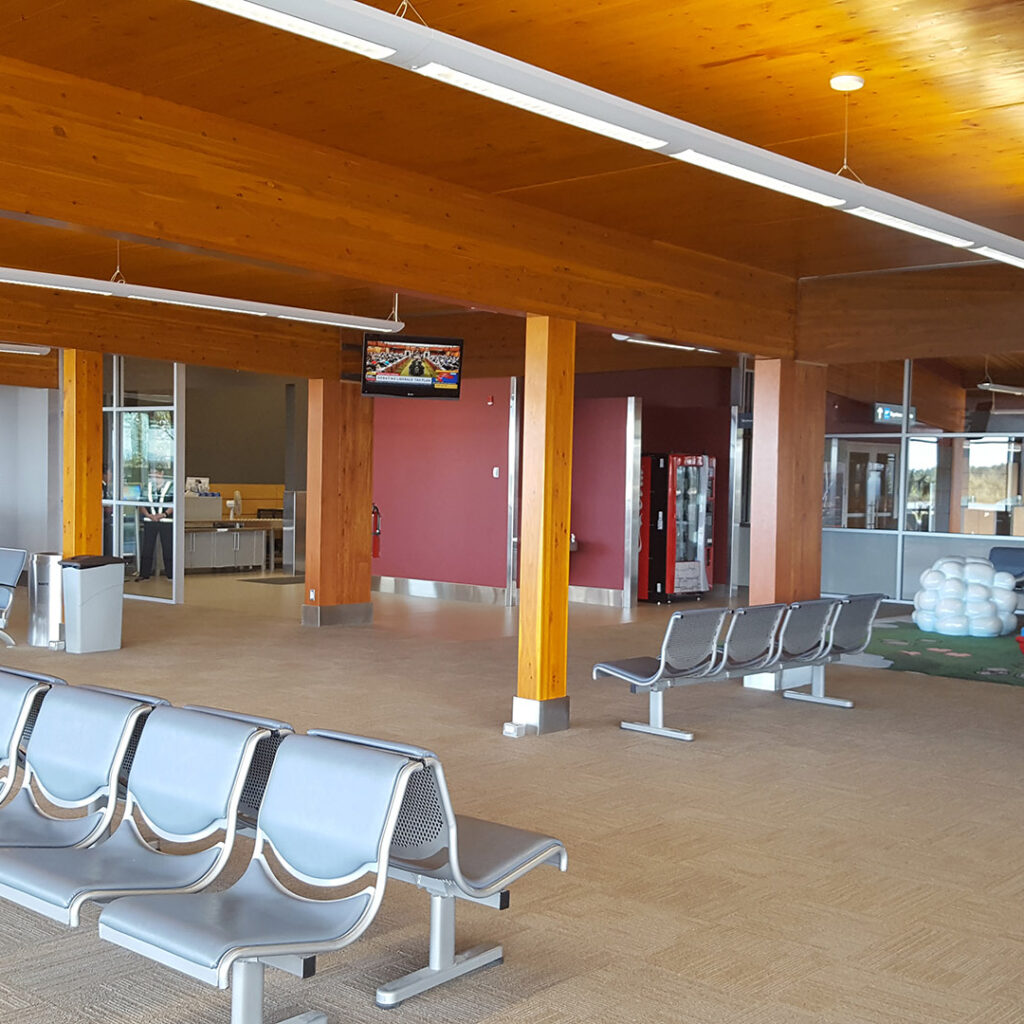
[830,73,865,92]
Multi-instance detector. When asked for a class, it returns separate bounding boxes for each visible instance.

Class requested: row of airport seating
[592,594,884,741]
[0,667,567,1023]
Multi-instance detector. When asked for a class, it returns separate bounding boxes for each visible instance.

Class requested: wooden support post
[62,349,103,558]
[749,359,827,605]
[303,379,374,626]
[508,316,576,737]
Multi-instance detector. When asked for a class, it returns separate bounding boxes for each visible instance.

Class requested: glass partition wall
[102,356,185,604]
[821,360,1024,601]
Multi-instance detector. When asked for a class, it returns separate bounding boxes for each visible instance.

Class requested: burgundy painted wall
[372,378,510,587]
[569,398,630,590]
[577,367,734,586]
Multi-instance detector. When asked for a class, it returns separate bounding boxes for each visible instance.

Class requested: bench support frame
[781,664,853,708]
[620,689,694,742]
[375,893,504,1008]
[231,960,326,1024]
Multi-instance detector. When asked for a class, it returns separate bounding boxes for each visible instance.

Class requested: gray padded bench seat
[0,704,268,924]
[100,734,423,1024]
[309,730,567,1008]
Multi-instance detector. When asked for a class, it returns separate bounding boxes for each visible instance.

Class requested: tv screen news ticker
[361,334,463,400]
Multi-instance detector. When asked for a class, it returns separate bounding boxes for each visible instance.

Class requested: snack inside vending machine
[638,453,715,602]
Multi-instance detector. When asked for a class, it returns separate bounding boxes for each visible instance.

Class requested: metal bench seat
[592,607,732,741]
[309,729,567,1009]
[0,669,51,804]
[100,733,422,1024]
[0,683,152,850]
[779,593,885,708]
[0,705,268,925]
[0,548,27,648]
[592,595,885,739]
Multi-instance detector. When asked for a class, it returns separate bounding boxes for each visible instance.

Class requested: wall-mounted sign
[873,402,916,425]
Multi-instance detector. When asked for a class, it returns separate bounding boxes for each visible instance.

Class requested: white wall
[0,385,61,557]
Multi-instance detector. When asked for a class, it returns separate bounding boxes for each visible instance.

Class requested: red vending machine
[638,453,715,602]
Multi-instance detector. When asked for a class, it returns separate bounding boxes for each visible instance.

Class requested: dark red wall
[569,398,631,590]
[578,368,733,586]
[372,378,511,587]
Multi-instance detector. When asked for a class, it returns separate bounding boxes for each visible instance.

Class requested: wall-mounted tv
[361,334,463,400]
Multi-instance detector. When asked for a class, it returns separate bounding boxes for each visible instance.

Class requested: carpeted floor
[868,619,1024,686]
[0,590,1022,1023]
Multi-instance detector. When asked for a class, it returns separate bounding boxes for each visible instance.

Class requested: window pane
[122,356,173,407]
[822,439,901,530]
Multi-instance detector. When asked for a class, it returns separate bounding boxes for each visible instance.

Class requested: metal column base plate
[277,1014,327,1024]
[375,944,504,1008]
[782,691,854,708]
[620,721,694,741]
[503,695,570,737]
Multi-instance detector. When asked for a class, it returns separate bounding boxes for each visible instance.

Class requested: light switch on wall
[492,466,500,479]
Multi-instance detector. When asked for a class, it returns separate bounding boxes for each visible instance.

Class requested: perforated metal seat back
[27,686,143,804]
[128,707,262,838]
[0,672,42,768]
[780,600,837,659]
[0,548,27,588]
[725,604,787,666]
[391,763,448,861]
[830,594,884,655]
[259,734,414,884]
[663,608,730,674]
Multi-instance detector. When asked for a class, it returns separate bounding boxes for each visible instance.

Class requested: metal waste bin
[59,555,125,654]
[28,552,64,648]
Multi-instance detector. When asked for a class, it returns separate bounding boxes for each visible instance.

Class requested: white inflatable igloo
[912,556,1018,637]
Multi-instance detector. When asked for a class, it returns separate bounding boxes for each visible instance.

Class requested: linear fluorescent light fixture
[0,342,51,356]
[670,149,845,208]
[613,333,699,352]
[189,0,395,58]
[977,381,1024,397]
[186,0,1024,271]
[845,206,974,248]
[970,246,1024,271]
[0,267,404,332]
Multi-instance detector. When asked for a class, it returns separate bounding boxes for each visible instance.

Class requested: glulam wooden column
[303,379,373,626]
[62,349,103,558]
[511,315,576,735]
[749,359,827,605]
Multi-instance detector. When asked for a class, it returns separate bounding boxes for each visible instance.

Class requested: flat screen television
[361,334,463,399]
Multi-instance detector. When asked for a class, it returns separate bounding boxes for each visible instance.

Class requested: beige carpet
[0,588,1022,1023]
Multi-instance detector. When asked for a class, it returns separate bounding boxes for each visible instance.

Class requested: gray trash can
[28,552,64,649]
[59,556,125,654]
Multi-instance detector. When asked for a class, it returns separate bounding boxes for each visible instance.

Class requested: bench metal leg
[781,665,853,709]
[375,893,503,1008]
[232,960,326,1024]
[621,690,694,742]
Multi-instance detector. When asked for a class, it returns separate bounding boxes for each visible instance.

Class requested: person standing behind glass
[102,464,114,557]
[138,466,173,580]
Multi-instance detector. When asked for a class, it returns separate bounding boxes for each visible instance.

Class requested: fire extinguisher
[371,503,382,558]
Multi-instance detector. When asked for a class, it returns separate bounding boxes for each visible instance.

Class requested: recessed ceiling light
[830,74,865,92]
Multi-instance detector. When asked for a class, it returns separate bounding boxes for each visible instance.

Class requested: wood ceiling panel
[1,0,1022,278]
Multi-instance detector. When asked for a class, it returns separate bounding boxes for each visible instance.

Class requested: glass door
[103,357,185,604]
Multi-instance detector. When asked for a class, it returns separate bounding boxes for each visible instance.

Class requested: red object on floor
[1015,635,1024,657]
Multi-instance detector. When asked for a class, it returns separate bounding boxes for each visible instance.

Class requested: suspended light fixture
[612,333,717,353]
[0,342,51,356]
[187,0,1024,270]
[0,267,404,332]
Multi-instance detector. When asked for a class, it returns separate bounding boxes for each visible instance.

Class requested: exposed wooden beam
[0,286,342,378]
[62,350,103,558]
[516,315,575,724]
[798,263,1024,364]
[749,359,826,605]
[303,379,374,626]
[0,350,58,389]
[0,58,795,358]
[826,360,965,433]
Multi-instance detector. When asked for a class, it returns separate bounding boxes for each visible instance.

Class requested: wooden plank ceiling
[0,0,1021,374]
